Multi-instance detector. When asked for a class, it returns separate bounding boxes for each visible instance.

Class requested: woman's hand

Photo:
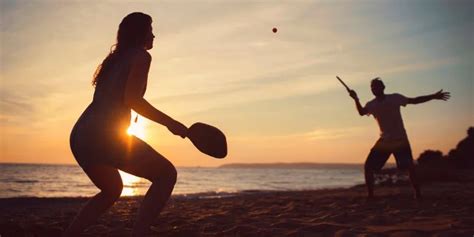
[167,120,188,138]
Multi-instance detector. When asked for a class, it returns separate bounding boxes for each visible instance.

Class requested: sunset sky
[1,1,472,167]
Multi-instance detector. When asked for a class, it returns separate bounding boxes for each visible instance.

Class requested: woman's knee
[100,181,123,201]
[83,165,123,201]
[150,162,177,185]
[168,165,178,185]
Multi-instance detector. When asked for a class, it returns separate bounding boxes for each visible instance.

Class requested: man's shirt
[365,93,409,141]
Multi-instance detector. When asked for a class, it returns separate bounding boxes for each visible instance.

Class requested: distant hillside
[218,162,363,169]
[416,126,474,169]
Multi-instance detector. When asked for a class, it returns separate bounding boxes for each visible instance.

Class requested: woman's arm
[124,50,187,137]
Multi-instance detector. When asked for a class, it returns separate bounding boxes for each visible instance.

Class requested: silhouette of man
[348,78,450,199]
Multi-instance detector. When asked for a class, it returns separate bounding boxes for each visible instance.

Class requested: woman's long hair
[92,12,152,86]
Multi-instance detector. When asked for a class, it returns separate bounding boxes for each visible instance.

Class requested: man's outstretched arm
[407,90,451,104]
[349,90,368,116]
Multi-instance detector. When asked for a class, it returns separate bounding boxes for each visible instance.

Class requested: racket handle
[336,76,351,92]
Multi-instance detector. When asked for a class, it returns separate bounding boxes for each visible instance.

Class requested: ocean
[0,163,364,198]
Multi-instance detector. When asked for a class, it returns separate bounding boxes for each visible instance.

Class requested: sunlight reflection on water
[119,170,141,196]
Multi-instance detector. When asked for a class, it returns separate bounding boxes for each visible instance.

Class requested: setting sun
[127,111,146,140]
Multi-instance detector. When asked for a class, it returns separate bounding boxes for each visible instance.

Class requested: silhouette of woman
[64,12,187,236]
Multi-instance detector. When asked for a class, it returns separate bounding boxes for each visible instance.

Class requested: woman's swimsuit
[70,48,147,169]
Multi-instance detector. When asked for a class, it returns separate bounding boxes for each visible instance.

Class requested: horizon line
[0,161,374,167]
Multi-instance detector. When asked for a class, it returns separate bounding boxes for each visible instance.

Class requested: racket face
[188,123,227,158]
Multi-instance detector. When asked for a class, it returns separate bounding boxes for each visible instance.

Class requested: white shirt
[365,93,409,140]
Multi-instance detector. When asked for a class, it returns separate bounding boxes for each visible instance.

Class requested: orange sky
[1,1,472,167]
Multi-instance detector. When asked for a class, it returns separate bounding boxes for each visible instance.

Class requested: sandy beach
[1,182,473,237]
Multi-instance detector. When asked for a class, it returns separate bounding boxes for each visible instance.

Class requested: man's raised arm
[349,90,368,116]
[407,90,451,104]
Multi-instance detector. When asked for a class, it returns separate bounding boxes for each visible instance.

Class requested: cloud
[380,57,462,76]
[231,126,367,144]
[0,89,35,124]
[304,127,366,141]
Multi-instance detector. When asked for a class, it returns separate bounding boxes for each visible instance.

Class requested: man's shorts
[365,138,414,171]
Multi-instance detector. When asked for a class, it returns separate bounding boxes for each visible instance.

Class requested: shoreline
[0,184,362,200]
[2,182,474,237]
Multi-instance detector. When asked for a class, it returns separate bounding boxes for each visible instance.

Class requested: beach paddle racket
[187,122,227,159]
[336,76,351,92]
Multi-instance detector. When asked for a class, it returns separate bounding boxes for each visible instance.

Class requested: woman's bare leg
[118,136,177,236]
[63,165,123,237]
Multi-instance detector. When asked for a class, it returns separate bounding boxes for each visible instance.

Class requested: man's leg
[394,140,421,199]
[408,165,422,199]
[364,140,391,199]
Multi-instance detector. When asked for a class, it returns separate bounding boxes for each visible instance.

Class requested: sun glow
[119,170,142,196]
[127,112,146,140]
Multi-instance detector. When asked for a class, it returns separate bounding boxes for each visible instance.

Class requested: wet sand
[1,182,473,237]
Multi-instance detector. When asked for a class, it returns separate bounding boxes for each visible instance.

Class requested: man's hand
[350,89,368,115]
[432,90,450,101]
[167,120,188,138]
[349,89,359,100]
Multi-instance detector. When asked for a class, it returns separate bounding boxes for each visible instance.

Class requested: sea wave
[0,179,39,184]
